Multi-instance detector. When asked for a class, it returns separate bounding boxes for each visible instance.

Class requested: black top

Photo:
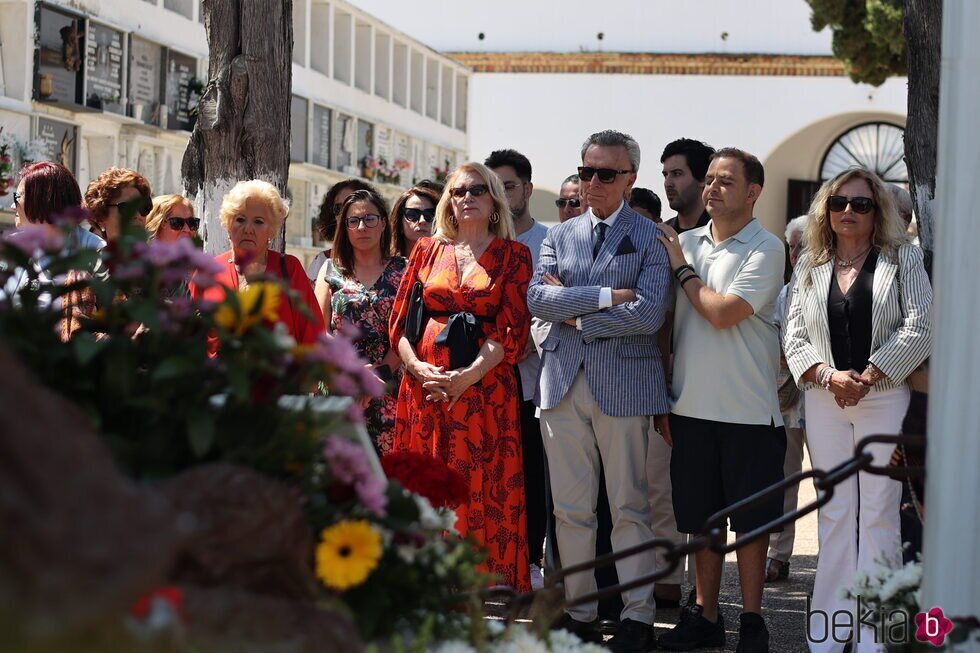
[827,249,878,372]
[666,209,711,234]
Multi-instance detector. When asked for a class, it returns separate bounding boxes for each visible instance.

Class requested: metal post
[922,0,980,647]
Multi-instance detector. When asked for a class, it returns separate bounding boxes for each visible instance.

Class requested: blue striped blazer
[784,244,932,391]
[527,206,672,416]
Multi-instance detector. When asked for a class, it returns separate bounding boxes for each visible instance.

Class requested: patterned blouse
[323,255,407,453]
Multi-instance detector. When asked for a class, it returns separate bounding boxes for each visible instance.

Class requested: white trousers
[768,426,807,562]
[646,420,686,584]
[541,371,656,624]
[805,387,908,653]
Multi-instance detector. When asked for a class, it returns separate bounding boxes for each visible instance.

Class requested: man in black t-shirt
[661,138,714,234]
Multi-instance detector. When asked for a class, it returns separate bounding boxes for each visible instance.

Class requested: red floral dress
[388,237,533,591]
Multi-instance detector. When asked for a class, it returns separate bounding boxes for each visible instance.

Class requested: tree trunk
[904,0,942,251]
[181,0,293,255]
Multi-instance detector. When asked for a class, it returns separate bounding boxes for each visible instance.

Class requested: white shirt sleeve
[598,287,612,308]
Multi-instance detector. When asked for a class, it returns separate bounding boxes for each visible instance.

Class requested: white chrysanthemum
[272,322,297,349]
[877,562,922,603]
[431,641,477,653]
[485,619,507,636]
[493,627,549,653]
[396,544,417,564]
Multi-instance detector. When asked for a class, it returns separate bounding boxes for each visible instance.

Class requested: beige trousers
[646,420,687,584]
[541,371,656,624]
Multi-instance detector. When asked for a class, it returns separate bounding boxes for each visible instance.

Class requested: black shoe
[677,587,698,622]
[551,613,603,644]
[735,613,769,653]
[599,618,620,635]
[607,618,657,652]
[658,605,726,651]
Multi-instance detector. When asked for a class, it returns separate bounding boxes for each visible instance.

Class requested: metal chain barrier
[480,433,973,635]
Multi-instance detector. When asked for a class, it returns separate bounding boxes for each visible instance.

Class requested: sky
[345,0,833,56]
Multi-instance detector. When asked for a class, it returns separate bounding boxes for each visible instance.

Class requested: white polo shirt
[671,218,785,426]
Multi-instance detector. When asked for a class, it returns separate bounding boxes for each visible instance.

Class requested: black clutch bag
[404,281,426,344]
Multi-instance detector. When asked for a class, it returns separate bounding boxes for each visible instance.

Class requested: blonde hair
[145,194,195,240]
[432,162,515,242]
[800,167,908,284]
[219,180,290,234]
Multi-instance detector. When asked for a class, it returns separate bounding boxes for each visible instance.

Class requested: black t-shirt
[665,209,711,234]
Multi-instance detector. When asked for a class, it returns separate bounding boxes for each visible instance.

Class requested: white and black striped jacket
[784,244,932,391]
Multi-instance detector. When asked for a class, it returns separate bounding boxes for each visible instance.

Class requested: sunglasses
[450,184,489,198]
[578,166,632,183]
[345,214,382,229]
[107,196,153,217]
[167,216,200,231]
[403,207,436,223]
[555,198,581,209]
[828,195,875,214]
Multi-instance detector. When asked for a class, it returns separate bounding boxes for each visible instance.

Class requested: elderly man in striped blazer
[527,130,671,651]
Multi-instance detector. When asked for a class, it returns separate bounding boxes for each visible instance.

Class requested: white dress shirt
[573,201,623,329]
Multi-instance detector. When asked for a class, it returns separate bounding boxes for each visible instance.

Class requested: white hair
[785,214,808,242]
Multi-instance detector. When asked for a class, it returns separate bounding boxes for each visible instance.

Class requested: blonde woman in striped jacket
[784,167,932,653]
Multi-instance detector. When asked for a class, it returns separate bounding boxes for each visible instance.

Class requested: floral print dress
[323,256,407,454]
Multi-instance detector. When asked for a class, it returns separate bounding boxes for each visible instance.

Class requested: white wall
[465,72,907,232]
[347,0,833,55]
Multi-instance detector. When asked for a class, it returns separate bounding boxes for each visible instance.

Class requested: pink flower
[330,372,359,397]
[355,475,388,517]
[345,402,366,424]
[3,225,65,255]
[323,435,388,517]
[356,365,386,398]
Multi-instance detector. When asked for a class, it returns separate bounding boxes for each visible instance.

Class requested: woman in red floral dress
[389,162,533,591]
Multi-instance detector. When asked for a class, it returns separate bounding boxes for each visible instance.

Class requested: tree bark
[904,0,942,251]
[182,0,293,255]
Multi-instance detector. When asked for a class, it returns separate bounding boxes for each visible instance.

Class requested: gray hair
[785,214,808,241]
[561,173,580,187]
[888,184,914,225]
[580,130,641,171]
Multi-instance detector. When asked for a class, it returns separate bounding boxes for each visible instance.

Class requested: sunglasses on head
[578,166,632,183]
[167,216,200,231]
[345,214,382,229]
[108,196,153,217]
[403,207,436,223]
[828,195,875,214]
[450,184,489,199]
[555,198,581,209]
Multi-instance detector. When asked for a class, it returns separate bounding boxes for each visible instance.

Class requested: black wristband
[679,273,700,288]
[673,264,695,279]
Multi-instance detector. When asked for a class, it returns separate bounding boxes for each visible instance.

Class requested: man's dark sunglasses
[578,166,632,183]
[108,196,153,217]
[828,195,875,214]
[555,198,581,209]
[450,184,489,198]
[167,216,201,231]
[403,207,436,223]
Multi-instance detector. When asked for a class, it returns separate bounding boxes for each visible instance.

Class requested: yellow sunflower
[213,282,281,336]
[315,520,383,591]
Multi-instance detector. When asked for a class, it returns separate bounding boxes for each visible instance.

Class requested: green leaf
[151,357,198,381]
[188,410,216,458]
[73,334,108,365]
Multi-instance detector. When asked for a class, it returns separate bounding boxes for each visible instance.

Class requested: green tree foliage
[807,0,907,86]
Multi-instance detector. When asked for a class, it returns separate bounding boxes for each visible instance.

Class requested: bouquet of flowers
[0,127,15,198]
[376,157,401,185]
[842,559,934,652]
[434,158,453,184]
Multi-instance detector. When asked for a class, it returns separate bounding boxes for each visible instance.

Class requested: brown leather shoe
[764,558,790,583]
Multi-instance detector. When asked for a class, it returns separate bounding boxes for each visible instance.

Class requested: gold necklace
[835,245,872,268]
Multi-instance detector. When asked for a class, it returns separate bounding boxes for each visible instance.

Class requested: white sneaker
[530,563,544,590]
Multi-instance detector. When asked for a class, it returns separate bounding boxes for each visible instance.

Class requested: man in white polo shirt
[654,148,786,653]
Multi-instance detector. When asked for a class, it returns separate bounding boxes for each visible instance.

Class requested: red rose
[381,451,469,508]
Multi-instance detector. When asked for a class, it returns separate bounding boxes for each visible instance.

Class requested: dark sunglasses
[167,216,201,231]
[108,196,153,217]
[12,190,20,208]
[403,207,436,223]
[828,195,875,214]
[450,184,489,198]
[578,166,632,183]
[345,214,382,229]
[555,198,581,209]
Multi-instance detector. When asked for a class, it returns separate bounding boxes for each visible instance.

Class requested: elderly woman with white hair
[190,179,325,346]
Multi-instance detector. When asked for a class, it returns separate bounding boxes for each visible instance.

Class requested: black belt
[431,311,491,371]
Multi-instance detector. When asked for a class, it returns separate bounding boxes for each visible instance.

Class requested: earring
[490,211,500,224]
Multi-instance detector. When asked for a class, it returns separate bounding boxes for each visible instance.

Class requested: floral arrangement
[375,157,402,185]
[434,158,453,184]
[0,127,15,198]
[360,155,379,180]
